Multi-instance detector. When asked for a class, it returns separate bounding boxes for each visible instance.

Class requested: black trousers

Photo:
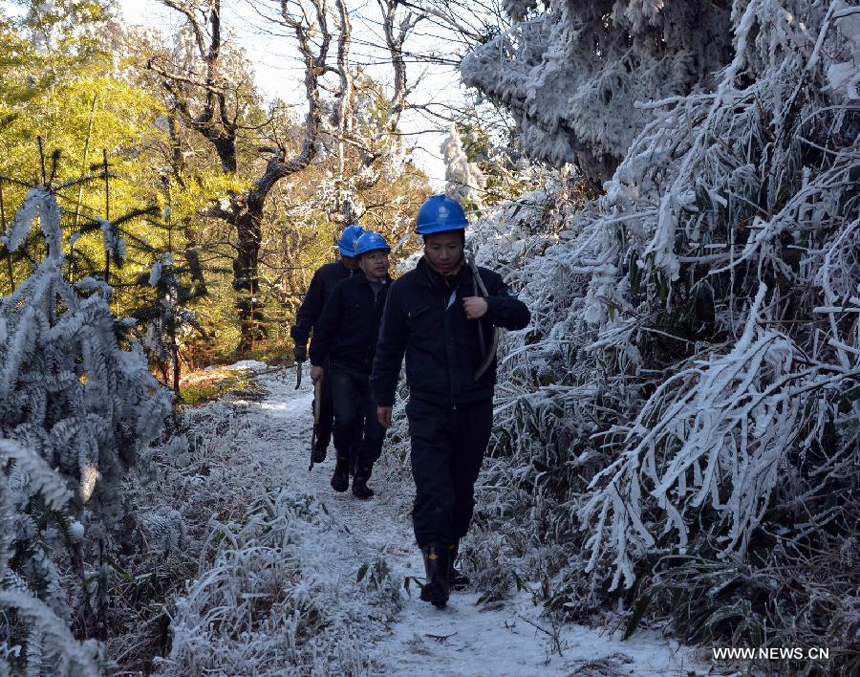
[406,397,493,547]
[314,358,334,451]
[329,366,385,471]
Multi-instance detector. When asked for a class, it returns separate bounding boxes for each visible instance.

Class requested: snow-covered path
[159,362,707,675]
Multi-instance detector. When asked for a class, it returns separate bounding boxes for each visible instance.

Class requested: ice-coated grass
[143,364,704,676]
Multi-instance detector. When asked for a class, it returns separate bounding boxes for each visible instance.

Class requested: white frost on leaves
[99,219,127,266]
[827,1,860,99]
[462,0,732,185]
[79,462,101,503]
[139,509,185,552]
[441,124,486,206]
[148,259,162,286]
[68,520,85,543]
[75,276,113,298]
[458,0,860,601]
[1,187,62,261]
[0,439,100,674]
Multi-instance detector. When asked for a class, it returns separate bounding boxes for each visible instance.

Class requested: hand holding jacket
[462,296,488,320]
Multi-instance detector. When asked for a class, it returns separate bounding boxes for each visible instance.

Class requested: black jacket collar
[355,271,393,287]
[336,259,357,277]
[416,255,468,291]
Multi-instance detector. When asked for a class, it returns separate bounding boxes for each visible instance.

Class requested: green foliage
[1,0,432,372]
[178,368,264,406]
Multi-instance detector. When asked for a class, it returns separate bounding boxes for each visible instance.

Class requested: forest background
[0,0,468,376]
[1,0,859,675]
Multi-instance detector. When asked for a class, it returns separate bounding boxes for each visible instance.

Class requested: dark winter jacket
[371,256,530,407]
[310,272,393,375]
[290,260,356,349]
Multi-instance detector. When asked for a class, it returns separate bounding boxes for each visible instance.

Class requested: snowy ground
[151,362,710,676]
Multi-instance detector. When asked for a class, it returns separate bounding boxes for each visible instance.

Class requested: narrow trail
[228,364,706,676]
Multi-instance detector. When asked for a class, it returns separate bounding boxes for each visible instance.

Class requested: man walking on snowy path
[310,232,393,499]
[371,195,530,608]
[291,224,364,464]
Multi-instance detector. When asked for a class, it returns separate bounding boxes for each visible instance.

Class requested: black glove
[294,345,307,363]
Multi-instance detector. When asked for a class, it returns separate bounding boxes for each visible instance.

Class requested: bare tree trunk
[334,0,355,224]
[153,0,329,354]
[151,0,424,352]
[334,0,419,208]
[233,208,263,352]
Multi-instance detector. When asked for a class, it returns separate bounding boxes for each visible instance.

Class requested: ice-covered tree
[455,0,860,668]
[441,123,487,208]
[460,0,735,187]
[0,439,102,675]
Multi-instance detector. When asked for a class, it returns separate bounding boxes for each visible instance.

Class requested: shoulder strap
[466,255,499,380]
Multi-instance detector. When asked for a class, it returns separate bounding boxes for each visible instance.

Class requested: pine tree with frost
[138,250,204,392]
[1,187,172,674]
[1,440,101,675]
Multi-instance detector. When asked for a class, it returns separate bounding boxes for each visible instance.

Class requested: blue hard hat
[354,231,391,256]
[337,224,365,256]
[415,195,468,234]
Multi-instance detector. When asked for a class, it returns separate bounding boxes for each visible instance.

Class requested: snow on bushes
[442,124,487,207]
[120,384,404,676]
[0,439,101,676]
[157,488,401,676]
[455,0,860,670]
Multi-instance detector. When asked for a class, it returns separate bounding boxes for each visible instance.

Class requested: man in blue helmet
[291,224,364,464]
[310,231,393,499]
[371,195,530,608]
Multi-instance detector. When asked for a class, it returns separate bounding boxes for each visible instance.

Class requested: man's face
[360,250,390,281]
[341,255,359,270]
[423,231,464,275]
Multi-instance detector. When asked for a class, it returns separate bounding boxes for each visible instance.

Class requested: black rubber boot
[448,542,470,590]
[352,463,375,499]
[420,543,450,608]
[330,457,349,492]
[311,441,327,464]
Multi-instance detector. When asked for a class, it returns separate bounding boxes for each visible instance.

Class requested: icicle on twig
[103,149,110,286]
[37,136,46,186]
[0,178,13,292]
